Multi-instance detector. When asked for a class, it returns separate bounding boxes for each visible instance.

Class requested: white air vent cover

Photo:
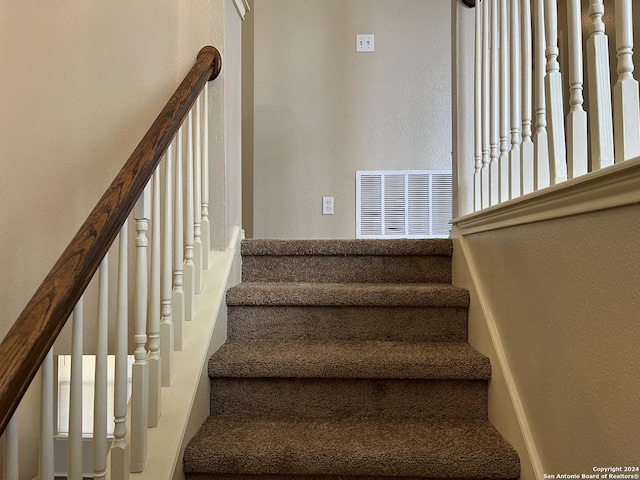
[356,170,452,239]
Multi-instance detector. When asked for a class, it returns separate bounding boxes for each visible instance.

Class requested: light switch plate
[356,34,375,52]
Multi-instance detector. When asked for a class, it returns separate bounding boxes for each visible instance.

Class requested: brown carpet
[184,239,520,479]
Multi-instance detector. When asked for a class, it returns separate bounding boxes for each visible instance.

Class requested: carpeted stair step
[227,305,468,342]
[209,340,490,379]
[184,238,521,480]
[226,283,469,342]
[226,282,470,307]
[183,417,521,479]
[241,239,453,284]
[208,340,490,420]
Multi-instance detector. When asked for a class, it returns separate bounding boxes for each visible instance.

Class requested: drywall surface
[251,0,452,238]
[0,2,227,478]
[451,228,537,480]
[459,205,640,471]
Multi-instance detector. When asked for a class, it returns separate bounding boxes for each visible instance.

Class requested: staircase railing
[470,0,640,212]
[0,45,221,479]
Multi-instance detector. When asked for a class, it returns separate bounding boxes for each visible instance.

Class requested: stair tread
[184,416,520,478]
[226,282,470,307]
[209,340,490,379]
[241,238,453,256]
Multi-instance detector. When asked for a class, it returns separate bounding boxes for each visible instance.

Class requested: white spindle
[69,298,83,480]
[520,0,535,194]
[613,0,640,163]
[586,0,615,170]
[544,0,567,185]
[4,415,18,480]
[162,144,175,387]
[131,186,150,473]
[510,0,522,199]
[40,350,54,480]
[173,127,185,350]
[184,111,196,322]
[490,0,500,205]
[148,170,161,428]
[499,0,510,203]
[111,224,130,480]
[566,0,589,178]
[481,0,491,208]
[200,87,211,268]
[474,1,483,211]
[533,0,550,189]
[194,99,204,293]
[94,258,109,480]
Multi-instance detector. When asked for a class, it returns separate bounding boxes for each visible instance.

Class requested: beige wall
[0,1,230,478]
[249,0,452,238]
[456,205,640,471]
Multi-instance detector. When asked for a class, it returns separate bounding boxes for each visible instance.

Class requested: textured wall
[250,0,452,238]
[0,2,228,477]
[459,205,640,471]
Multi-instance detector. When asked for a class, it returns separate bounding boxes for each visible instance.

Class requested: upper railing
[472,0,640,211]
[0,45,221,479]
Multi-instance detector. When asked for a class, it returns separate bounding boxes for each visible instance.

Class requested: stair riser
[210,378,487,420]
[228,306,468,342]
[188,476,514,480]
[242,255,452,283]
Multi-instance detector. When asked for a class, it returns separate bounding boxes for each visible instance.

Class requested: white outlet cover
[356,34,375,53]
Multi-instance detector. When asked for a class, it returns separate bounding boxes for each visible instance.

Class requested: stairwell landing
[184,239,520,479]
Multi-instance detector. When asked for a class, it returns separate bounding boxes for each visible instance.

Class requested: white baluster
[94,257,108,480]
[173,128,185,350]
[4,415,18,480]
[201,87,211,267]
[147,169,161,428]
[490,0,500,205]
[111,224,130,480]
[40,350,54,480]
[533,0,550,189]
[544,0,567,185]
[566,0,589,178]
[184,111,196,322]
[69,298,83,480]
[510,0,522,199]
[481,0,491,208]
[474,1,483,212]
[162,144,175,387]
[520,0,535,194]
[499,0,510,203]
[131,186,149,473]
[586,0,615,170]
[613,0,640,163]
[194,98,203,294]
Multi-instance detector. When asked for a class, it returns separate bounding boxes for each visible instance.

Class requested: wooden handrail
[0,45,222,435]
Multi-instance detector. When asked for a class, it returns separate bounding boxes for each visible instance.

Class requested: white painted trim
[122,226,243,480]
[453,225,544,478]
[233,0,249,19]
[453,156,640,234]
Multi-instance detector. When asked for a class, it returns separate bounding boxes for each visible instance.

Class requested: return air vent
[356,170,452,239]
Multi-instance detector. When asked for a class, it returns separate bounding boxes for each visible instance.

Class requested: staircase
[184,239,520,479]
